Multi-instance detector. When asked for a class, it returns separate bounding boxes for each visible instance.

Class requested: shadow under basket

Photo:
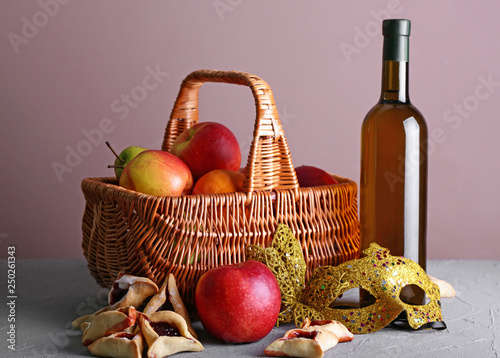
[80,69,360,308]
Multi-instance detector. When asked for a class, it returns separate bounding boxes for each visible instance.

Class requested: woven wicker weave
[81,70,360,307]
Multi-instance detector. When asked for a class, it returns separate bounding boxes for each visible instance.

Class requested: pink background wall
[1,1,499,260]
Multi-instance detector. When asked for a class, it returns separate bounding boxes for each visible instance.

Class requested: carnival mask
[246,224,446,334]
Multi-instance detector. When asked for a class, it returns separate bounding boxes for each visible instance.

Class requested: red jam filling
[285,330,318,340]
[150,322,181,337]
[109,282,128,305]
[115,332,135,340]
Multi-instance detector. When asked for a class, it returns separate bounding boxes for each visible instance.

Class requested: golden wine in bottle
[360,19,427,305]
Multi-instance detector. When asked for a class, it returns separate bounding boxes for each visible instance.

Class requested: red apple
[194,260,281,343]
[170,122,241,181]
[295,165,339,187]
[119,150,193,196]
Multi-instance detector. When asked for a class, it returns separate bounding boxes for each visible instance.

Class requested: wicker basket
[81,70,360,307]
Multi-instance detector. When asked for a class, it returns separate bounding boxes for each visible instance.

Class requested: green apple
[106,142,148,180]
[119,150,193,196]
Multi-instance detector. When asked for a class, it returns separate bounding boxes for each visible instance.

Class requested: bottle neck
[380,60,410,104]
[379,33,410,104]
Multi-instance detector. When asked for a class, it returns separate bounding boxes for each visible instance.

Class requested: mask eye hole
[399,284,430,305]
[329,288,377,309]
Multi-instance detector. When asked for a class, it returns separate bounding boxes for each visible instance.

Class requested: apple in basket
[191,169,244,195]
[119,150,193,196]
[106,142,148,181]
[195,260,281,343]
[295,165,339,187]
[170,122,241,182]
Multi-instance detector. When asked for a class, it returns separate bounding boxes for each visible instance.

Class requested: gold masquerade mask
[246,224,446,334]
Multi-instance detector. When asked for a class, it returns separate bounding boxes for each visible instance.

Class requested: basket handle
[162,70,298,198]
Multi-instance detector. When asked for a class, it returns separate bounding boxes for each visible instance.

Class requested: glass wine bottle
[360,19,428,305]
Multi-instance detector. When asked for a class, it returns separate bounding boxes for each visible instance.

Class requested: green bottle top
[382,19,411,62]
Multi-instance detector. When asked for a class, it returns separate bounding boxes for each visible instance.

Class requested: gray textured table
[1,259,499,358]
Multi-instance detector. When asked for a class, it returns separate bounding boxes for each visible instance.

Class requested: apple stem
[106,141,125,163]
[108,165,125,169]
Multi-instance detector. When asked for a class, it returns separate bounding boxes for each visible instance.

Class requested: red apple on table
[119,150,193,196]
[194,260,281,343]
[295,165,339,187]
[170,122,241,182]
